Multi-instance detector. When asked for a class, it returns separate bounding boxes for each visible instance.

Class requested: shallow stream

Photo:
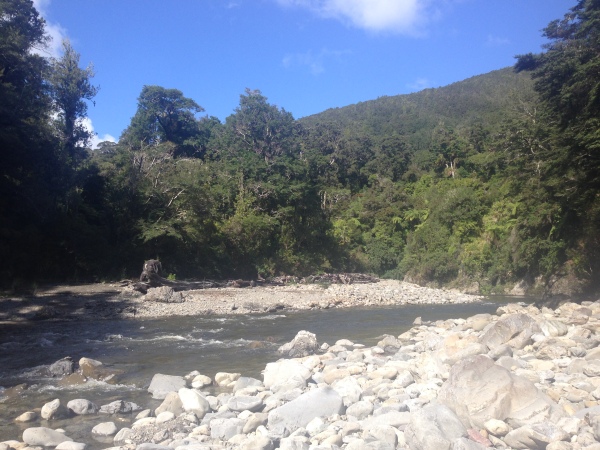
[0,296,530,446]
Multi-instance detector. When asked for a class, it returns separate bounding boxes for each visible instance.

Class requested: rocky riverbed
[4,299,600,449]
[0,280,481,323]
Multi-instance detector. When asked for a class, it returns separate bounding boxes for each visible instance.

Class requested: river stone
[263,360,311,390]
[41,398,67,420]
[145,286,185,303]
[234,376,263,393]
[215,371,241,388]
[178,388,210,418]
[15,411,37,422]
[540,320,569,337]
[503,422,569,450]
[23,427,73,446]
[238,435,274,450]
[332,376,362,406]
[79,358,123,384]
[483,419,510,436]
[113,427,132,445]
[404,403,466,450]
[278,330,319,358]
[346,400,374,420]
[67,399,99,415]
[155,391,184,416]
[191,374,212,389]
[480,313,541,350]
[227,395,264,412]
[210,417,245,440]
[91,422,118,436]
[366,425,398,448]
[48,357,75,377]
[99,400,142,414]
[148,373,186,399]
[55,442,87,450]
[267,387,344,439]
[243,413,268,433]
[438,354,561,429]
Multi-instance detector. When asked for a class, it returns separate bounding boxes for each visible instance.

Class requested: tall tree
[120,85,204,157]
[49,40,98,162]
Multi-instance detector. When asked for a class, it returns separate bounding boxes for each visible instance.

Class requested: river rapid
[0,296,530,447]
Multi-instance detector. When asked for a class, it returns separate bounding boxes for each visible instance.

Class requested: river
[0,296,529,446]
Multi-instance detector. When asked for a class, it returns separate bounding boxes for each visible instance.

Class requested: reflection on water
[0,296,532,445]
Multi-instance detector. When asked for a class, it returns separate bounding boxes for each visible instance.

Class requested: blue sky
[33,0,573,147]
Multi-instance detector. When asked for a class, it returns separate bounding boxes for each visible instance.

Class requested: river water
[0,297,529,446]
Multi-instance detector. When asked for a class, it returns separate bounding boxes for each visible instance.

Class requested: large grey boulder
[503,422,569,450]
[178,387,210,418]
[234,376,263,393]
[23,427,73,447]
[48,357,75,377]
[267,387,344,438]
[210,417,245,440]
[155,391,184,416]
[263,360,311,390]
[227,395,264,412]
[41,398,68,420]
[148,373,186,399]
[99,400,142,414]
[438,355,562,429]
[278,330,319,358]
[145,286,185,303]
[67,399,99,415]
[480,313,541,350]
[404,403,467,450]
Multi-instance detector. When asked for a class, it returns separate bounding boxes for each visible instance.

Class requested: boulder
[267,387,344,438]
[99,400,142,414]
[214,371,241,388]
[178,388,210,418]
[41,398,68,420]
[55,442,87,450]
[91,422,118,436]
[503,422,569,450]
[438,355,561,429]
[155,391,184,416]
[263,360,311,390]
[67,399,99,415]
[209,417,245,440]
[145,286,185,303]
[233,376,263,393]
[278,330,319,358]
[227,395,264,412]
[15,411,37,422]
[48,357,74,377]
[480,313,541,350]
[404,403,467,450]
[332,376,362,406]
[23,427,73,447]
[148,373,186,399]
[78,357,122,383]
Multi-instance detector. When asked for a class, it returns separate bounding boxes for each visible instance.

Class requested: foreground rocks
[5,299,600,449]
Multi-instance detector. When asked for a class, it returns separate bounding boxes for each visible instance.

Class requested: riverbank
[5,297,600,449]
[0,279,482,323]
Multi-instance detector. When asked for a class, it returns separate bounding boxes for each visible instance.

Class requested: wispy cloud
[406,77,431,91]
[275,0,433,35]
[31,0,68,57]
[282,48,351,75]
[486,34,509,47]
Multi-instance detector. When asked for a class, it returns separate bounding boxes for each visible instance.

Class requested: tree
[120,85,205,157]
[225,88,298,162]
[49,40,98,161]
[515,0,600,290]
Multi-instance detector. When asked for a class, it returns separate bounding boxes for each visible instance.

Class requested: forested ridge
[2,0,599,297]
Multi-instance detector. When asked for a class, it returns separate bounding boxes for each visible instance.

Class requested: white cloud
[31,0,68,57]
[406,77,431,91]
[283,48,351,75]
[80,117,117,150]
[276,0,432,34]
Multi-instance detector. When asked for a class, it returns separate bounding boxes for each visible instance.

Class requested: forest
[1,0,599,297]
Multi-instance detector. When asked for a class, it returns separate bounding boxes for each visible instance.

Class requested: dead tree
[140,259,162,282]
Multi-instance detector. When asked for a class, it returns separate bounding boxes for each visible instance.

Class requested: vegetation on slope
[1,0,598,297]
